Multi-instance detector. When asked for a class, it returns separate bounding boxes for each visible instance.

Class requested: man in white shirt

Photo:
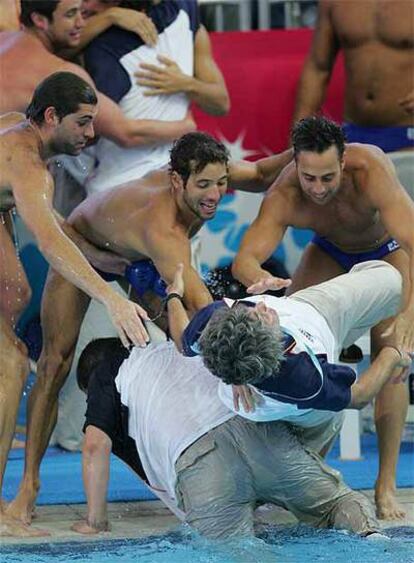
[72,337,382,539]
[180,261,412,425]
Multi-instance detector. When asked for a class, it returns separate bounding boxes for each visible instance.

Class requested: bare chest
[293,184,385,248]
[332,1,414,49]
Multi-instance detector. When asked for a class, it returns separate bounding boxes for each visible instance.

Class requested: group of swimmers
[0,70,413,538]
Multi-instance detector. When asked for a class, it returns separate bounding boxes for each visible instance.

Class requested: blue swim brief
[343,123,414,153]
[96,260,167,298]
[312,235,400,272]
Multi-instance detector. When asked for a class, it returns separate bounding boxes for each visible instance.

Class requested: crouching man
[72,335,388,539]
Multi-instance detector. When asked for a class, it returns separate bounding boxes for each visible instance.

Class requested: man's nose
[76,12,86,29]
[85,122,95,139]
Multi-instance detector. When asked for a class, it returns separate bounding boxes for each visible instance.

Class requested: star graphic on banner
[218,131,274,160]
[218,131,259,161]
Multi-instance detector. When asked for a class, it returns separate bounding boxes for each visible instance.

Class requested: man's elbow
[204,91,231,116]
[215,93,231,116]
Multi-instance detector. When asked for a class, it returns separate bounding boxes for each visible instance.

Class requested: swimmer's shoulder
[0,112,26,132]
[344,142,390,177]
[266,161,301,201]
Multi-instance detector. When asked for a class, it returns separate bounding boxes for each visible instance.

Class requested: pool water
[3,525,414,563]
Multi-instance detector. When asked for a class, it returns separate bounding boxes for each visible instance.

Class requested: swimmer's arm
[13,167,111,297]
[58,8,157,59]
[12,150,149,346]
[62,63,195,148]
[67,7,157,55]
[187,26,230,115]
[293,0,339,121]
[228,150,293,193]
[73,425,112,534]
[166,264,189,352]
[94,92,196,148]
[362,150,414,335]
[232,187,289,290]
[350,347,411,409]
[136,27,229,115]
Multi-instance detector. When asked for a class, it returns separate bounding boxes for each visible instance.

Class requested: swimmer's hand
[247,275,292,295]
[232,385,262,413]
[386,310,414,363]
[384,346,414,383]
[105,293,150,348]
[136,55,190,96]
[86,248,130,276]
[107,7,157,47]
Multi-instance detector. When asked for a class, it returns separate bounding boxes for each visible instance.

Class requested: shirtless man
[0,0,194,335]
[293,0,413,200]
[0,72,149,537]
[232,116,414,520]
[7,131,292,527]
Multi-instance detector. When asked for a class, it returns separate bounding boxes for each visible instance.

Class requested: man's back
[84,0,198,191]
[0,31,70,113]
[69,170,176,260]
[115,341,233,500]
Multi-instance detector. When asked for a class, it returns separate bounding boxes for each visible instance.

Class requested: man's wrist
[166,292,184,305]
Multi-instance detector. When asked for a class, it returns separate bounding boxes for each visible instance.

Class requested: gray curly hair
[198,305,284,385]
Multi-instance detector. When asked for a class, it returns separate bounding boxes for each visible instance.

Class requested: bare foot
[71,520,110,535]
[375,488,406,520]
[0,513,49,537]
[5,494,35,525]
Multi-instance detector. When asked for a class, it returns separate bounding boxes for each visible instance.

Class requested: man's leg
[289,257,407,518]
[0,218,31,327]
[6,271,90,524]
[0,317,47,536]
[259,421,379,536]
[174,420,255,539]
[372,250,411,520]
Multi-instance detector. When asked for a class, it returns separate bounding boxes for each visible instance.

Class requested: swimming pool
[3,525,414,563]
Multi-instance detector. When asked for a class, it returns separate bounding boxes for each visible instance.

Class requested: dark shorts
[84,351,147,482]
[95,259,167,298]
[343,123,414,152]
[312,235,400,272]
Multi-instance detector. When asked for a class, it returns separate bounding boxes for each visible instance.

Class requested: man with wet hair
[7,131,293,528]
[0,72,149,537]
[232,115,414,519]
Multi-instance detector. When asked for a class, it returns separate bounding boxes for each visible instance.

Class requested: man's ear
[340,149,347,171]
[170,171,184,192]
[43,106,60,127]
[30,12,50,32]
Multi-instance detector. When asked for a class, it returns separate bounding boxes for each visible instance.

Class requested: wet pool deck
[2,488,413,546]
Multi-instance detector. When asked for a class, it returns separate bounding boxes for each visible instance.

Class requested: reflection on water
[3,525,414,563]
